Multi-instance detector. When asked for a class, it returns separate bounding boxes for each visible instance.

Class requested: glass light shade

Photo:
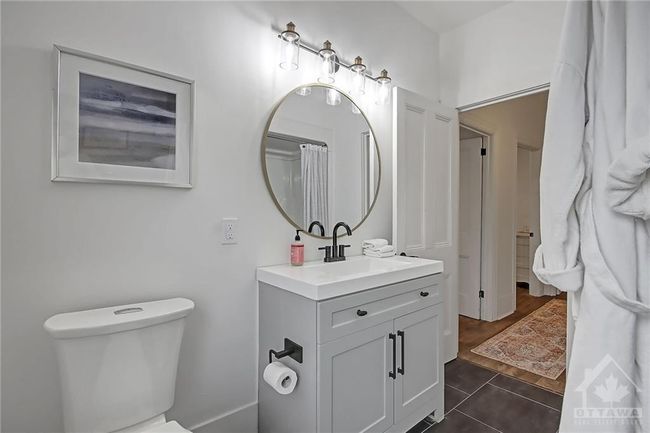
[350,57,366,95]
[375,69,392,106]
[295,86,311,96]
[318,41,336,84]
[326,88,341,106]
[279,23,300,70]
[349,88,363,114]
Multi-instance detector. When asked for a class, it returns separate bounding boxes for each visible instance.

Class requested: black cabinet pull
[356,309,368,317]
[397,330,405,375]
[420,291,429,297]
[389,333,396,379]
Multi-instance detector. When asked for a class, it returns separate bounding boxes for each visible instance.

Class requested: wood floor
[458,287,567,395]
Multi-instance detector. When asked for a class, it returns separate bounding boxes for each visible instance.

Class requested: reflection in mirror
[263,85,380,237]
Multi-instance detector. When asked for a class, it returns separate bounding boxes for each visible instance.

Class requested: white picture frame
[52,45,194,188]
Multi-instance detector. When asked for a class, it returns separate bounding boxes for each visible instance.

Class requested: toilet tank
[44,298,195,433]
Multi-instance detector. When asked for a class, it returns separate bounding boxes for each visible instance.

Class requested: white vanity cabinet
[258,271,444,433]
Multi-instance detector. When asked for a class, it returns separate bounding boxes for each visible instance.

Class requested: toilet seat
[143,421,191,433]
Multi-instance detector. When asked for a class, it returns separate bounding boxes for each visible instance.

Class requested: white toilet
[44,298,195,433]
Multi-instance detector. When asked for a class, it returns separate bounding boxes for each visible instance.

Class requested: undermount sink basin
[257,255,444,300]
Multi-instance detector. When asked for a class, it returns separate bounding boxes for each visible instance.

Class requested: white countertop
[257,255,444,301]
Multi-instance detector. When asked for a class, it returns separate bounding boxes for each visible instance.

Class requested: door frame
[458,85,551,323]
[459,124,493,321]
[457,85,574,368]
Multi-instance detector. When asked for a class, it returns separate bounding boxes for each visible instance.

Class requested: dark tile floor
[408,359,562,433]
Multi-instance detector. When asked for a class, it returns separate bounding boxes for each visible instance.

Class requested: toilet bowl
[44,298,195,433]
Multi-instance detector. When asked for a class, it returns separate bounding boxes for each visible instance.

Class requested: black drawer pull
[356,309,368,317]
[397,330,405,375]
[420,291,429,297]
[389,333,396,379]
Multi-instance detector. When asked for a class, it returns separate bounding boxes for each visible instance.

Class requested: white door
[458,138,483,319]
[392,87,459,363]
[394,305,443,423]
[317,321,395,433]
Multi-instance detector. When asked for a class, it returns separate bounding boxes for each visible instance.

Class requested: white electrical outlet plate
[222,217,238,245]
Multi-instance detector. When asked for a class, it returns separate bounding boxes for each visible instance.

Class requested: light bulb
[350,56,366,95]
[318,41,336,84]
[375,69,392,105]
[279,22,300,70]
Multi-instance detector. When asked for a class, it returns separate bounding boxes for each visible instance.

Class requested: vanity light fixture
[350,56,367,95]
[275,23,394,105]
[375,69,392,105]
[279,22,300,70]
[317,41,337,84]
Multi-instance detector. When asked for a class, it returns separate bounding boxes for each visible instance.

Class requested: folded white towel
[362,239,388,249]
[364,245,395,254]
[364,249,396,258]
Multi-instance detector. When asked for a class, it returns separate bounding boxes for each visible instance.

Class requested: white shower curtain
[300,144,329,231]
[533,2,650,432]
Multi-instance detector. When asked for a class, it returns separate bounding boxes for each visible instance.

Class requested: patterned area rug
[471,299,567,379]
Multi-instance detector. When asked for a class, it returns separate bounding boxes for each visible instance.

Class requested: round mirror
[262,84,381,237]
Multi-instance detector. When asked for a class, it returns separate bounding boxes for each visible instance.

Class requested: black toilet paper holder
[269,338,303,364]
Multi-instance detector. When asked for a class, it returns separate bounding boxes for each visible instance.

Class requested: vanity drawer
[317,274,441,344]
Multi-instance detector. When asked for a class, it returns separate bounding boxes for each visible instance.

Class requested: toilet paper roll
[263,361,298,395]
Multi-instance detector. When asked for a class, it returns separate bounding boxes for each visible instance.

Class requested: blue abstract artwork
[78,73,177,169]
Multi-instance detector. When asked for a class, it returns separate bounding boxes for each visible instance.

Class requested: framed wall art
[52,45,194,187]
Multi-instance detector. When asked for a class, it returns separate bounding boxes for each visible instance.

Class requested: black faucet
[319,221,352,262]
[308,220,325,237]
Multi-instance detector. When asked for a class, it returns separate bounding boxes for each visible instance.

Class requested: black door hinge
[480,148,487,156]
[479,290,485,298]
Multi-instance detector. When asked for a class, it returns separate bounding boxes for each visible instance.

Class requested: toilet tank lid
[44,298,195,339]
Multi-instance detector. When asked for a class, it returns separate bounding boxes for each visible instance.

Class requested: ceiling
[397,1,511,33]
[461,90,550,149]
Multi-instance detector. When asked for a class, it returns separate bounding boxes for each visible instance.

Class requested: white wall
[0,2,440,432]
[516,147,531,232]
[460,91,548,320]
[439,1,566,108]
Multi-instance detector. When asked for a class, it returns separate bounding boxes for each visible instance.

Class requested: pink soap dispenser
[291,230,305,266]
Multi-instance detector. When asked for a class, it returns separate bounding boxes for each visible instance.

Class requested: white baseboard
[191,401,258,433]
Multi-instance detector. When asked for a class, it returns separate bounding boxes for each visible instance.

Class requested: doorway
[455,91,567,394]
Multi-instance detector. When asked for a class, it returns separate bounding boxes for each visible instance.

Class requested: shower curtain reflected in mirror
[300,143,329,231]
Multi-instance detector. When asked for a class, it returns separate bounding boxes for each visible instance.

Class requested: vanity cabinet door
[317,321,395,433]
[393,305,443,423]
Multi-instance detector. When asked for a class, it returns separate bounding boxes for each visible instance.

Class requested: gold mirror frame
[261,83,382,239]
